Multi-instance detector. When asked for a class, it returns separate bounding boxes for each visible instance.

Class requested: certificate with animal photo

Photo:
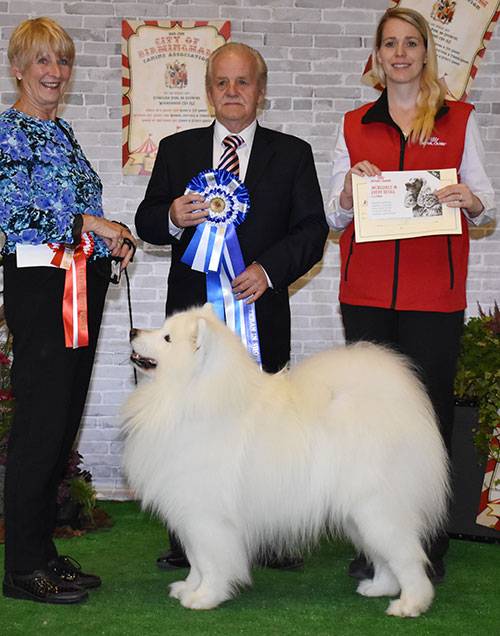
[352,168,461,242]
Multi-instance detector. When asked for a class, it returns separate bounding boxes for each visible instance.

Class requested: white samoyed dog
[121,303,449,617]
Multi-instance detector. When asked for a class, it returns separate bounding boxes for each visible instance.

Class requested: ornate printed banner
[122,20,230,175]
[476,428,500,532]
[361,0,500,101]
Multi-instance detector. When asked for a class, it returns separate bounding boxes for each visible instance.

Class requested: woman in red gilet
[326,7,495,585]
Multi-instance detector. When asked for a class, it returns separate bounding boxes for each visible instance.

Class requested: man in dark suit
[135,42,328,568]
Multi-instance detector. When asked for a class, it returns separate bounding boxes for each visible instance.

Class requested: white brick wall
[1,0,498,498]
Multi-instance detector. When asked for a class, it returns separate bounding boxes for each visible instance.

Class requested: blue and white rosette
[181,169,261,367]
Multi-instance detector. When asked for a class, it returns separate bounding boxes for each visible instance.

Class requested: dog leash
[100,256,138,386]
[108,222,138,386]
[122,267,137,385]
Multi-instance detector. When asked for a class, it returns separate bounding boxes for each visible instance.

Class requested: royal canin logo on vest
[425,136,447,146]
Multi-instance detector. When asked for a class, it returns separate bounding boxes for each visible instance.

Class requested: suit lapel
[244,123,275,190]
[194,122,215,174]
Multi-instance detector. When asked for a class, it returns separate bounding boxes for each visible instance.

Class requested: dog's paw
[386,598,429,618]
[357,579,400,598]
[183,597,218,610]
[169,580,189,600]
[178,584,228,610]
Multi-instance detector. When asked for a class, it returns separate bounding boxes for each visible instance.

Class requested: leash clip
[110,258,122,284]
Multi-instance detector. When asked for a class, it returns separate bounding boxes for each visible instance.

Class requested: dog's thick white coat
[121,304,449,616]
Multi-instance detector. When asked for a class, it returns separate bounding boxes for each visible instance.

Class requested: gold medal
[210,197,226,215]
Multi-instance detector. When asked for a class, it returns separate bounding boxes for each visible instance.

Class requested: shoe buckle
[33,575,56,598]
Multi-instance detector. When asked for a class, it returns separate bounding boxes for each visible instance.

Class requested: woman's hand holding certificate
[351,169,461,242]
[435,183,485,218]
[340,160,381,211]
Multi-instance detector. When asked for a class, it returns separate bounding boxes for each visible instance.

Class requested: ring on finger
[458,193,463,202]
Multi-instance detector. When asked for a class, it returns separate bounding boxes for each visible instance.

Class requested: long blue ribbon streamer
[181,169,261,367]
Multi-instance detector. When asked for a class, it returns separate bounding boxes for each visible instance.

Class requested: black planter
[448,404,499,542]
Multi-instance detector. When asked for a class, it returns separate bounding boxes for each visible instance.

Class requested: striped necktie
[218,135,244,177]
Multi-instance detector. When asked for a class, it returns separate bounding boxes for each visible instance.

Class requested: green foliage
[454,302,500,460]
[57,450,98,525]
[69,474,97,523]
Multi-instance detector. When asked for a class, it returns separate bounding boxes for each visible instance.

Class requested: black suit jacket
[135,122,328,372]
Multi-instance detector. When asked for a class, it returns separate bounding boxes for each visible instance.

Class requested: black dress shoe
[261,555,304,571]
[156,548,303,571]
[49,555,102,589]
[426,558,446,584]
[156,548,190,570]
[3,570,88,604]
[348,554,445,584]
[348,554,374,580]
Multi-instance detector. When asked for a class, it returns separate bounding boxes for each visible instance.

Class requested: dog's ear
[201,302,216,317]
[194,317,209,351]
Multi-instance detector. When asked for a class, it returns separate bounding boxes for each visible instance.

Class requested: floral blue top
[0,107,109,260]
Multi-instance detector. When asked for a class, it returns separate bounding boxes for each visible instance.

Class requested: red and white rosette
[49,233,94,349]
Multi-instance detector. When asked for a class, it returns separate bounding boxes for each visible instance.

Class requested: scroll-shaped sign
[361,0,500,101]
[122,20,230,175]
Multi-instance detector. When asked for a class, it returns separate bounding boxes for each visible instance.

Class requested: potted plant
[454,302,500,461]
[450,302,500,540]
[54,449,98,530]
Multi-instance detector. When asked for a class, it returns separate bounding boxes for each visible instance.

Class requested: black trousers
[341,303,464,562]
[2,257,109,572]
[341,303,464,451]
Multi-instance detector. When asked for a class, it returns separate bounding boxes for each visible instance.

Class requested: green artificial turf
[1,501,498,636]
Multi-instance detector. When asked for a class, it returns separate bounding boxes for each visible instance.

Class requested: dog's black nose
[130,328,138,342]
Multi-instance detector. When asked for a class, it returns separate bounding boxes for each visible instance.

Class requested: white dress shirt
[169,120,257,235]
[325,109,496,231]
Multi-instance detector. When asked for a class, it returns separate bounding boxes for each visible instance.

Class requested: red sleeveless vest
[340,95,473,312]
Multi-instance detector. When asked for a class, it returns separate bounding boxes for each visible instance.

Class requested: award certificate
[352,169,461,242]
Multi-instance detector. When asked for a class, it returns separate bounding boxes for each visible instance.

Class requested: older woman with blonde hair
[326,7,495,584]
[1,18,136,604]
